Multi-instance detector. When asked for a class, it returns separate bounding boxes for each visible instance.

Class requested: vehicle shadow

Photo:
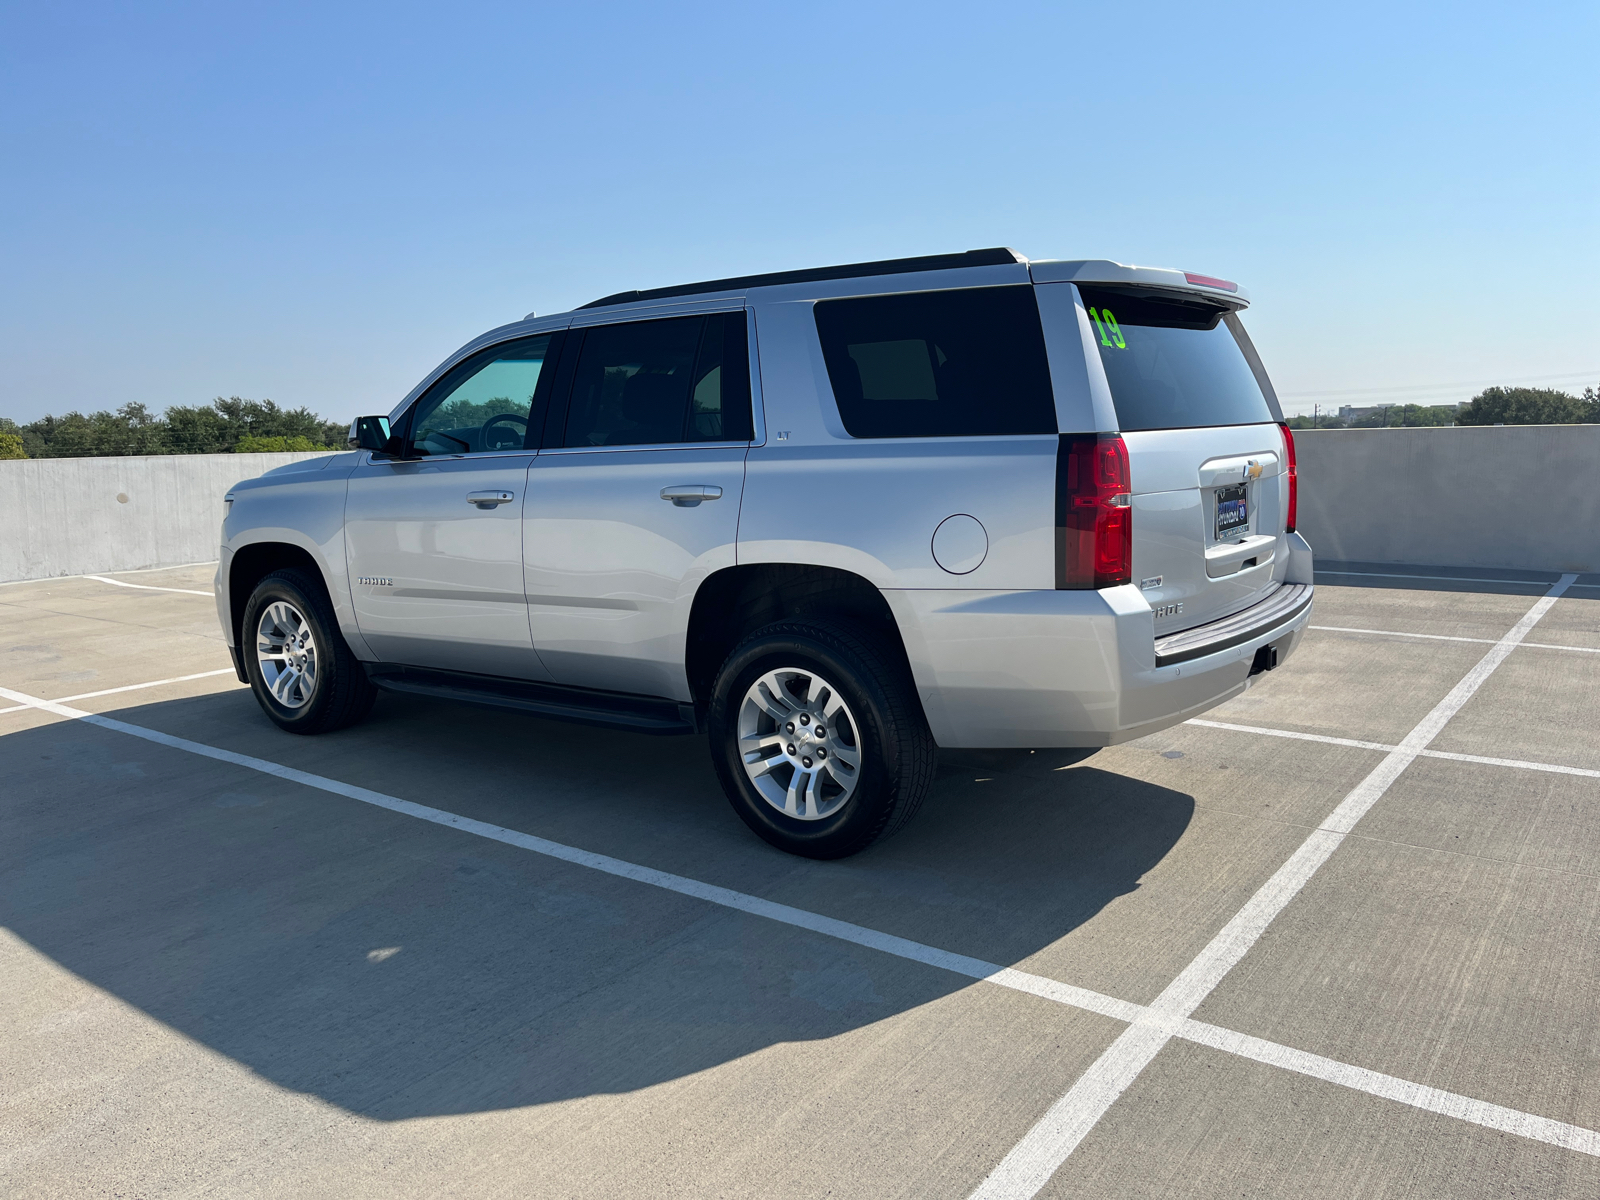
[2,692,1192,1121]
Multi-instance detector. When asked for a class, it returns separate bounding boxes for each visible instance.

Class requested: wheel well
[685,565,910,711]
[228,542,323,644]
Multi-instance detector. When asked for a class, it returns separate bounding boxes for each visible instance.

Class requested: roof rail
[579,247,1027,310]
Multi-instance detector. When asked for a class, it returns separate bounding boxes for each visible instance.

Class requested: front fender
[222,458,369,657]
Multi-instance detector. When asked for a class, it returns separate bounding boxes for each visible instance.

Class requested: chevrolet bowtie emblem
[1245,459,1263,481]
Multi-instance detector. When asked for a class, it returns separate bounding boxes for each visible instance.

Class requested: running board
[363,665,698,735]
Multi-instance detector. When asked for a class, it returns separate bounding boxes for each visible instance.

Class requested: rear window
[814,285,1056,438]
[1077,286,1273,432]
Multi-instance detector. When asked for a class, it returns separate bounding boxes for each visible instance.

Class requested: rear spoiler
[1028,260,1250,308]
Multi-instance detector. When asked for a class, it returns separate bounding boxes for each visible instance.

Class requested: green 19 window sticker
[1088,307,1125,350]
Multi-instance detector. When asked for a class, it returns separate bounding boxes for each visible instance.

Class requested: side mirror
[348,416,396,455]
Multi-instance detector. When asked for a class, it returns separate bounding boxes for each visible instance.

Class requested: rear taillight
[1057,434,1132,589]
[1278,421,1298,532]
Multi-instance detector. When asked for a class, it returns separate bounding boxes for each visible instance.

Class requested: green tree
[1347,404,1459,427]
[234,434,336,452]
[17,404,167,456]
[10,397,349,457]
[166,397,345,451]
[1456,386,1598,425]
[163,403,232,453]
[0,431,25,459]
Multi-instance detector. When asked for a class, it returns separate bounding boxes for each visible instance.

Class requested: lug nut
[786,722,795,734]
[787,743,796,756]
[802,756,813,768]
[799,713,810,725]
[814,727,825,738]
[816,748,826,759]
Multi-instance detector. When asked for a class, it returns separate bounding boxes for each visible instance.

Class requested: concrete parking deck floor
[3,563,1599,1198]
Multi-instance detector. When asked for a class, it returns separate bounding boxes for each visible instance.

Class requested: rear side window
[1077,286,1273,432]
[560,312,753,448]
[814,286,1056,438]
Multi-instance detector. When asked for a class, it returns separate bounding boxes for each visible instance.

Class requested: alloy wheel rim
[737,667,862,821]
[256,600,319,710]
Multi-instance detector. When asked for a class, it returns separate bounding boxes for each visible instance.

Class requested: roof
[579,247,1027,310]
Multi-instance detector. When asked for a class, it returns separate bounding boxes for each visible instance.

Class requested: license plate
[1214,484,1249,539]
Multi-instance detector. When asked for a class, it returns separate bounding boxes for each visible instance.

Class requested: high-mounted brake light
[1278,422,1298,533]
[1057,434,1133,589]
[1183,271,1238,293]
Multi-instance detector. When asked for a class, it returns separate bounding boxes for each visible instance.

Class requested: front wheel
[708,619,936,858]
[241,568,376,734]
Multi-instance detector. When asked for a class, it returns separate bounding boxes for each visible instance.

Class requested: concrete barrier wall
[1295,425,1600,573]
[0,452,330,583]
[3,428,1596,583]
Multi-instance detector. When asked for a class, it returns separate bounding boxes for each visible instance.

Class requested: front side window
[1076,286,1273,432]
[560,312,752,448]
[407,335,552,455]
[813,285,1057,438]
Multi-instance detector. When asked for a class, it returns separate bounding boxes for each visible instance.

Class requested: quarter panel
[883,588,1125,746]
[740,437,1057,589]
[744,292,1057,591]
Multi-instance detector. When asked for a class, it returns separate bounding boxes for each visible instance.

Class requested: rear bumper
[884,578,1314,749]
[1154,582,1311,666]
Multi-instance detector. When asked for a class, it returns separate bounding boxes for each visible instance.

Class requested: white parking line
[0,561,219,589]
[1186,719,1600,781]
[0,669,239,715]
[1318,570,1600,588]
[1181,1021,1600,1156]
[1415,748,1600,780]
[84,575,214,597]
[3,676,1598,1168]
[1186,718,1394,753]
[969,573,1578,1199]
[1313,625,1498,645]
[1312,625,1600,655]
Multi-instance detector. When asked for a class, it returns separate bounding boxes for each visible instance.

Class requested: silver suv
[217,249,1313,858]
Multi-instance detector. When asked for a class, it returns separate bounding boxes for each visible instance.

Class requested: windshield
[1077,285,1274,432]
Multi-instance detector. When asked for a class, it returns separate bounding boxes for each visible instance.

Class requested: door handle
[467,490,515,509]
[660,485,723,507]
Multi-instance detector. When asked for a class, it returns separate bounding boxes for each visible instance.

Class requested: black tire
[708,618,936,858]
[241,568,377,735]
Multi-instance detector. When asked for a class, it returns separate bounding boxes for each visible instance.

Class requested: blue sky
[2,0,1595,423]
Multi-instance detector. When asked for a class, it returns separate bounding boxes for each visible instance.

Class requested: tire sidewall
[242,572,340,732]
[709,625,901,858]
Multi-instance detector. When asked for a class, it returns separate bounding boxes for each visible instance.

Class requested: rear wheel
[708,619,935,858]
[242,568,376,734]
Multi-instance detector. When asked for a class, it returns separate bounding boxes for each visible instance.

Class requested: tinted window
[686,313,754,441]
[408,335,551,455]
[1077,286,1273,432]
[561,313,753,448]
[813,286,1056,438]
